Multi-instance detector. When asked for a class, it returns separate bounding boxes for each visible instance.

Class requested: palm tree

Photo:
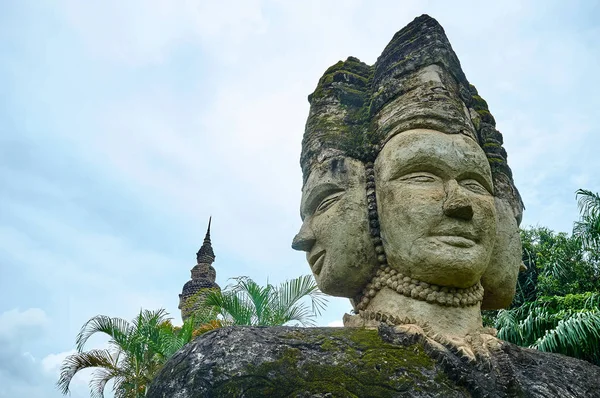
[202,275,328,327]
[57,309,204,398]
[574,188,600,254]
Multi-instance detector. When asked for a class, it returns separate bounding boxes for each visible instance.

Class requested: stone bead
[391,281,398,289]
[374,282,381,290]
[368,289,376,297]
[366,181,376,189]
[366,188,376,197]
[426,293,436,303]
[431,285,439,292]
[403,277,411,282]
[411,288,419,298]
[372,237,382,245]
[375,245,384,254]
[389,269,397,275]
[418,291,428,300]
[453,297,460,306]
[419,281,429,288]
[460,298,468,306]
[377,254,387,264]
[396,285,403,293]
[411,279,419,285]
[441,287,449,293]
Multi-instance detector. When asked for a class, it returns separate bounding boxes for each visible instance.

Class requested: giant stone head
[292,15,523,333]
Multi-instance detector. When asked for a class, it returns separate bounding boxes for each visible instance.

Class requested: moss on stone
[476,109,496,125]
[471,95,488,111]
[212,328,459,397]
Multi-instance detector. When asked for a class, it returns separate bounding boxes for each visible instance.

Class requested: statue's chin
[387,245,490,288]
[315,259,373,298]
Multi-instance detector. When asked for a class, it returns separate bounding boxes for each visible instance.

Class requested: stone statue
[292,14,524,342]
[147,16,600,397]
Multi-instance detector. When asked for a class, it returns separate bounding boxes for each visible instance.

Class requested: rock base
[148,325,600,397]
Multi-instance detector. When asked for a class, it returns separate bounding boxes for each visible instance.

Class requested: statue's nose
[292,222,316,252]
[443,180,474,220]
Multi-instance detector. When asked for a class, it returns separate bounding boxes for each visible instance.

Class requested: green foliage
[203,275,328,327]
[57,309,198,398]
[493,188,600,364]
[515,226,600,306]
[495,294,600,364]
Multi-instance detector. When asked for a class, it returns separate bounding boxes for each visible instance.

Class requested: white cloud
[41,349,76,376]
[0,308,49,340]
[327,320,344,327]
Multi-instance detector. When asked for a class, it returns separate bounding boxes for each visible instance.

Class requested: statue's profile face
[375,129,497,288]
[292,157,378,297]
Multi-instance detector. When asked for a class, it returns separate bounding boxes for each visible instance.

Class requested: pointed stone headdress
[196,216,215,264]
[301,14,522,218]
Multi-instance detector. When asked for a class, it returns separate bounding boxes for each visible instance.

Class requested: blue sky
[1,1,599,396]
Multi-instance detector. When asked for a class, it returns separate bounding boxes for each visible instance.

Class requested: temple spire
[196,217,215,264]
[180,217,220,321]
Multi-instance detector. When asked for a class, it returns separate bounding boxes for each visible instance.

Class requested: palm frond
[88,368,120,398]
[76,315,131,352]
[532,310,600,362]
[574,189,600,251]
[204,289,254,325]
[57,349,119,395]
[576,189,600,218]
[229,277,275,325]
[274,275,328,325]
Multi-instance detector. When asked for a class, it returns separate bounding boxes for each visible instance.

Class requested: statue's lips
[308,250,326,275]
[432,235,476,248]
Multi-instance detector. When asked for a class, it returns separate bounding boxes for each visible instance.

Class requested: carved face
[375,129,497,288]
[292,157,378,297]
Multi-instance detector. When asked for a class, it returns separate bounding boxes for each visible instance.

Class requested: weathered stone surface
[147,326,600,398]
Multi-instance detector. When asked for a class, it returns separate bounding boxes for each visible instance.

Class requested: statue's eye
[316,192,344,213]
[460,180,489,195]
[399,173,438,183]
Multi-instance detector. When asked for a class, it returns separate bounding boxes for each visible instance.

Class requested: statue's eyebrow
[386,152,449,181]
[301,182,344,221]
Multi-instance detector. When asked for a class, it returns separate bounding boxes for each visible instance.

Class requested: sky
[1,0,599,396]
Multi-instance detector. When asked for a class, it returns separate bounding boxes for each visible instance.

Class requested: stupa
[178,218,220,321]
